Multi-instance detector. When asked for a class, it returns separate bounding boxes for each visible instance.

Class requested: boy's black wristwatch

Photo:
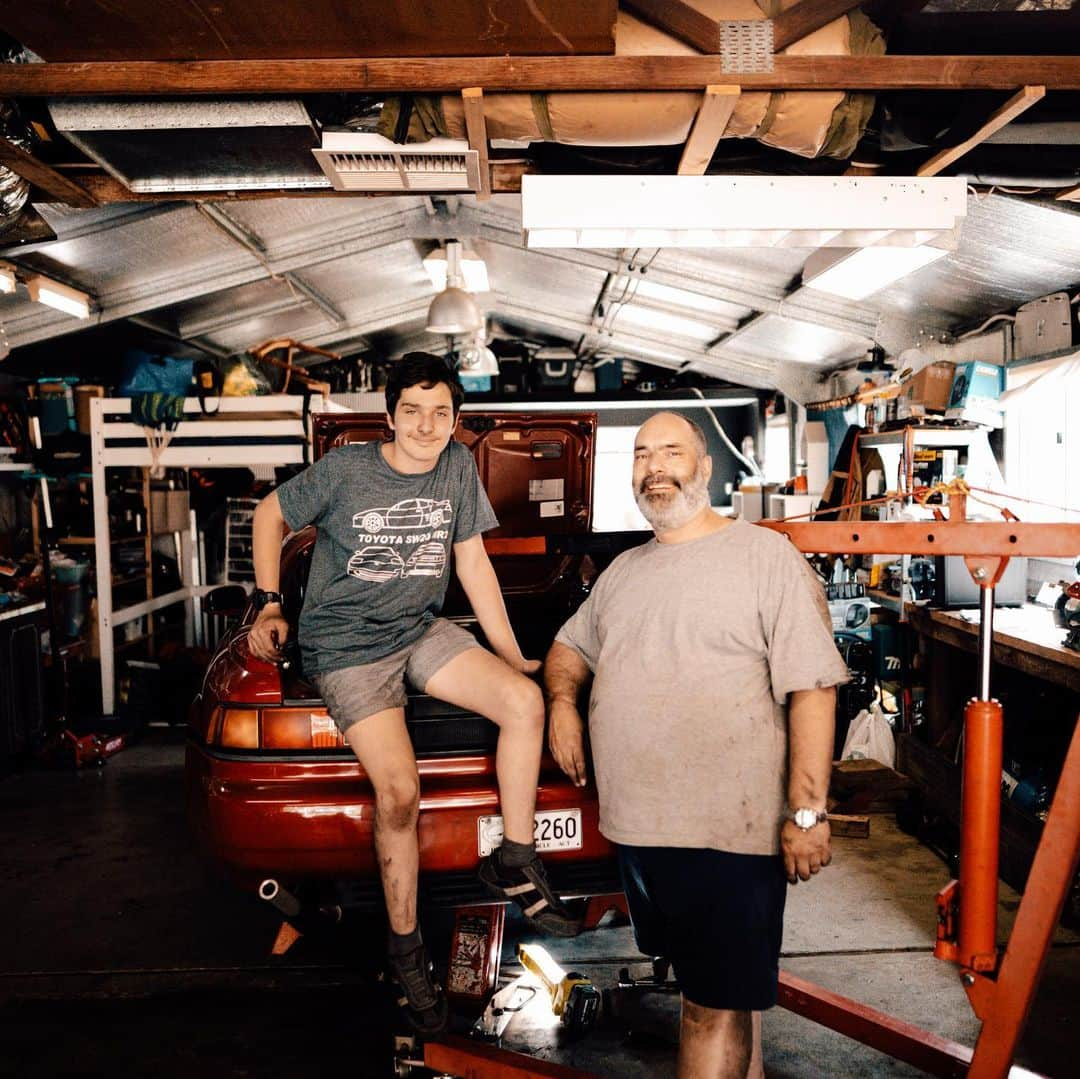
[254,589,283,610]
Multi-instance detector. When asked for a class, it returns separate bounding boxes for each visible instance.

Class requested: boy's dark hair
[385,352,465,417]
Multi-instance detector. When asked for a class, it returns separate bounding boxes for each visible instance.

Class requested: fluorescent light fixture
[25,275,91,319]
[801,245,950,301]
[522,176,968,249]
[461,397,757,412]
[423,247,489,293]
[0,263,16,295]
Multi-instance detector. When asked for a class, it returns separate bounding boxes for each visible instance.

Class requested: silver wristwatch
[787,807,829,831]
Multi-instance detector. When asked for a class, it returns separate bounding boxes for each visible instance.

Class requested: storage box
[902,361,956,413]
[1013,292,1074,360]
[946,361,1004,426]
[532,347,576,389]
[947,361,1004,410]
[150,489,190,534]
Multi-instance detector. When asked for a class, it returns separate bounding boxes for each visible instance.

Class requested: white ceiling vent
[313,133,481,193]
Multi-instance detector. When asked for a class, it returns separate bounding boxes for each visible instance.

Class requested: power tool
[517,942,601,1034]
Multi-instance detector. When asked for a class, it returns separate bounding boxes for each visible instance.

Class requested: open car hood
[312,411,596,539]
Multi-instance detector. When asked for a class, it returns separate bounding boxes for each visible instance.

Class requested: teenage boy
[248,352,580,1035]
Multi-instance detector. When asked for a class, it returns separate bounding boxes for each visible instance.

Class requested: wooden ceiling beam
[461,87,491,201]
[677,85,740,176]
[773,1,864,52]
[4,56,1080,96]
[916,84,1046,178]
[0,139,97,208]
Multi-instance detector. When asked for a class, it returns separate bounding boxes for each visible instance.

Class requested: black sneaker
[386,942,449,1037]
[478,851,584,938]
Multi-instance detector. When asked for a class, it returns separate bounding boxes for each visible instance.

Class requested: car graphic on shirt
[346,545,406,582]
[353,498,452,535]
[403,541,447,578]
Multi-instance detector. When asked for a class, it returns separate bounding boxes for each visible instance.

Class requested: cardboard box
[801,420,830,494]
[902,361,956,413]
[947,361,1004,411]
[150,489,190,534]
[946,361,1004,426]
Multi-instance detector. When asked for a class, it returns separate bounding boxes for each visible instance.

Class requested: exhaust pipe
[259,878,342,937]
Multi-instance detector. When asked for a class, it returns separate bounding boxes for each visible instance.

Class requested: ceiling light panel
[25,275,91,319]
[802,245,951,301]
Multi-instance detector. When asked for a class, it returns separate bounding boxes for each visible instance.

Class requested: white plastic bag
[841,702,896,768]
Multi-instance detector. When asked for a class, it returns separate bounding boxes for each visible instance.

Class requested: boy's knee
[375,773,420,830]
[509,678,544,732]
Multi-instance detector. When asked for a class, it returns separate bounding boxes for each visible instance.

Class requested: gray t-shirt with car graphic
[276,439,498,675]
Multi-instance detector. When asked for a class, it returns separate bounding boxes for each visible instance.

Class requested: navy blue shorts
[616,844,787,1011]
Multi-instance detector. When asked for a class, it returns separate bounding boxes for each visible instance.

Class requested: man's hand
[548,698,588,787]
[781,819,831,884]
[248,609,289,663]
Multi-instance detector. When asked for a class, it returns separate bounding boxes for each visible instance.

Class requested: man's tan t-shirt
[555,518,850,855]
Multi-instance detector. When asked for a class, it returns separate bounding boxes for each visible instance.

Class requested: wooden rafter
[677,85,740,176]
[0,138,97,208]
[773,0,864,52]
[461,86,491,201]
[1055,184,1080,203]
[3,56,1080,96]
[916,84,1046,178]
[622,0,723,54]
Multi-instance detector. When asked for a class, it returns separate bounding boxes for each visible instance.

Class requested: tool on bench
[517,942,601,1034]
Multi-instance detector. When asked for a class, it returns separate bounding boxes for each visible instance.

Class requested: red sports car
[185,411,622,912]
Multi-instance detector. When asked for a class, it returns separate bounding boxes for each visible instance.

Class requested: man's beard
[635,463,711,532]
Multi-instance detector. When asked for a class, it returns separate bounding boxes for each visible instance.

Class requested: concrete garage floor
[0,730,1076,1078]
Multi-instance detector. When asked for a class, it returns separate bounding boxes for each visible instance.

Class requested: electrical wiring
[689,387,765,478]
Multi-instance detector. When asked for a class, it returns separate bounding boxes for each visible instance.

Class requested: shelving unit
[89,395,333,714]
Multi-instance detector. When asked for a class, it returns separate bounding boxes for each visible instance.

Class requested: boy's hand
[249,610,289,662]
[519,658,542,675]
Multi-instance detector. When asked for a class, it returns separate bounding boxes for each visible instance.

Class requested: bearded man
[543,411,849,1079]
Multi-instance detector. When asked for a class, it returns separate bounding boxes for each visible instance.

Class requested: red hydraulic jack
[418,518,1078,1079]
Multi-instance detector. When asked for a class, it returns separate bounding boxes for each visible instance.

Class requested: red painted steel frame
[759,518,1080,1079]
[420,521,1077,1079]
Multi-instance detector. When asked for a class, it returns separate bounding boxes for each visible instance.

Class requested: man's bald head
[636,411,708,458]
[632,411,713,534]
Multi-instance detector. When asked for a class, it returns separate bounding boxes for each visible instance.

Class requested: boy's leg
[421,643,581,936]
[343,706,421,933]
[421,647,543,845]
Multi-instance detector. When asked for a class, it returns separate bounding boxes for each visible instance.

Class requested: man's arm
[543,641,591,787]
[248,491,290,662]
[782,685,836,883]
[453,534,538,673]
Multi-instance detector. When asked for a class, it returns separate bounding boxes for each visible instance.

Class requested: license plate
[477,809,583,857]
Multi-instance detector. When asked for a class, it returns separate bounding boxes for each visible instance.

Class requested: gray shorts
[311,618,479,735]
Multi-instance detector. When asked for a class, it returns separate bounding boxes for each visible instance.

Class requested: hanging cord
[690,387,765,479]
[774,477,1080,523]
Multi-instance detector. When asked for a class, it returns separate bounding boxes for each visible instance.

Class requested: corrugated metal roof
[2,189,1079,396]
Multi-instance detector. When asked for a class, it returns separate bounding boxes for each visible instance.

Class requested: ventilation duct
[48,98,330,193]
[0,102,32,236]
[312,133,481,193]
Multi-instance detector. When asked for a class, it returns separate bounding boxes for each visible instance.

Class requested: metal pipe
[978,584,995,702]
